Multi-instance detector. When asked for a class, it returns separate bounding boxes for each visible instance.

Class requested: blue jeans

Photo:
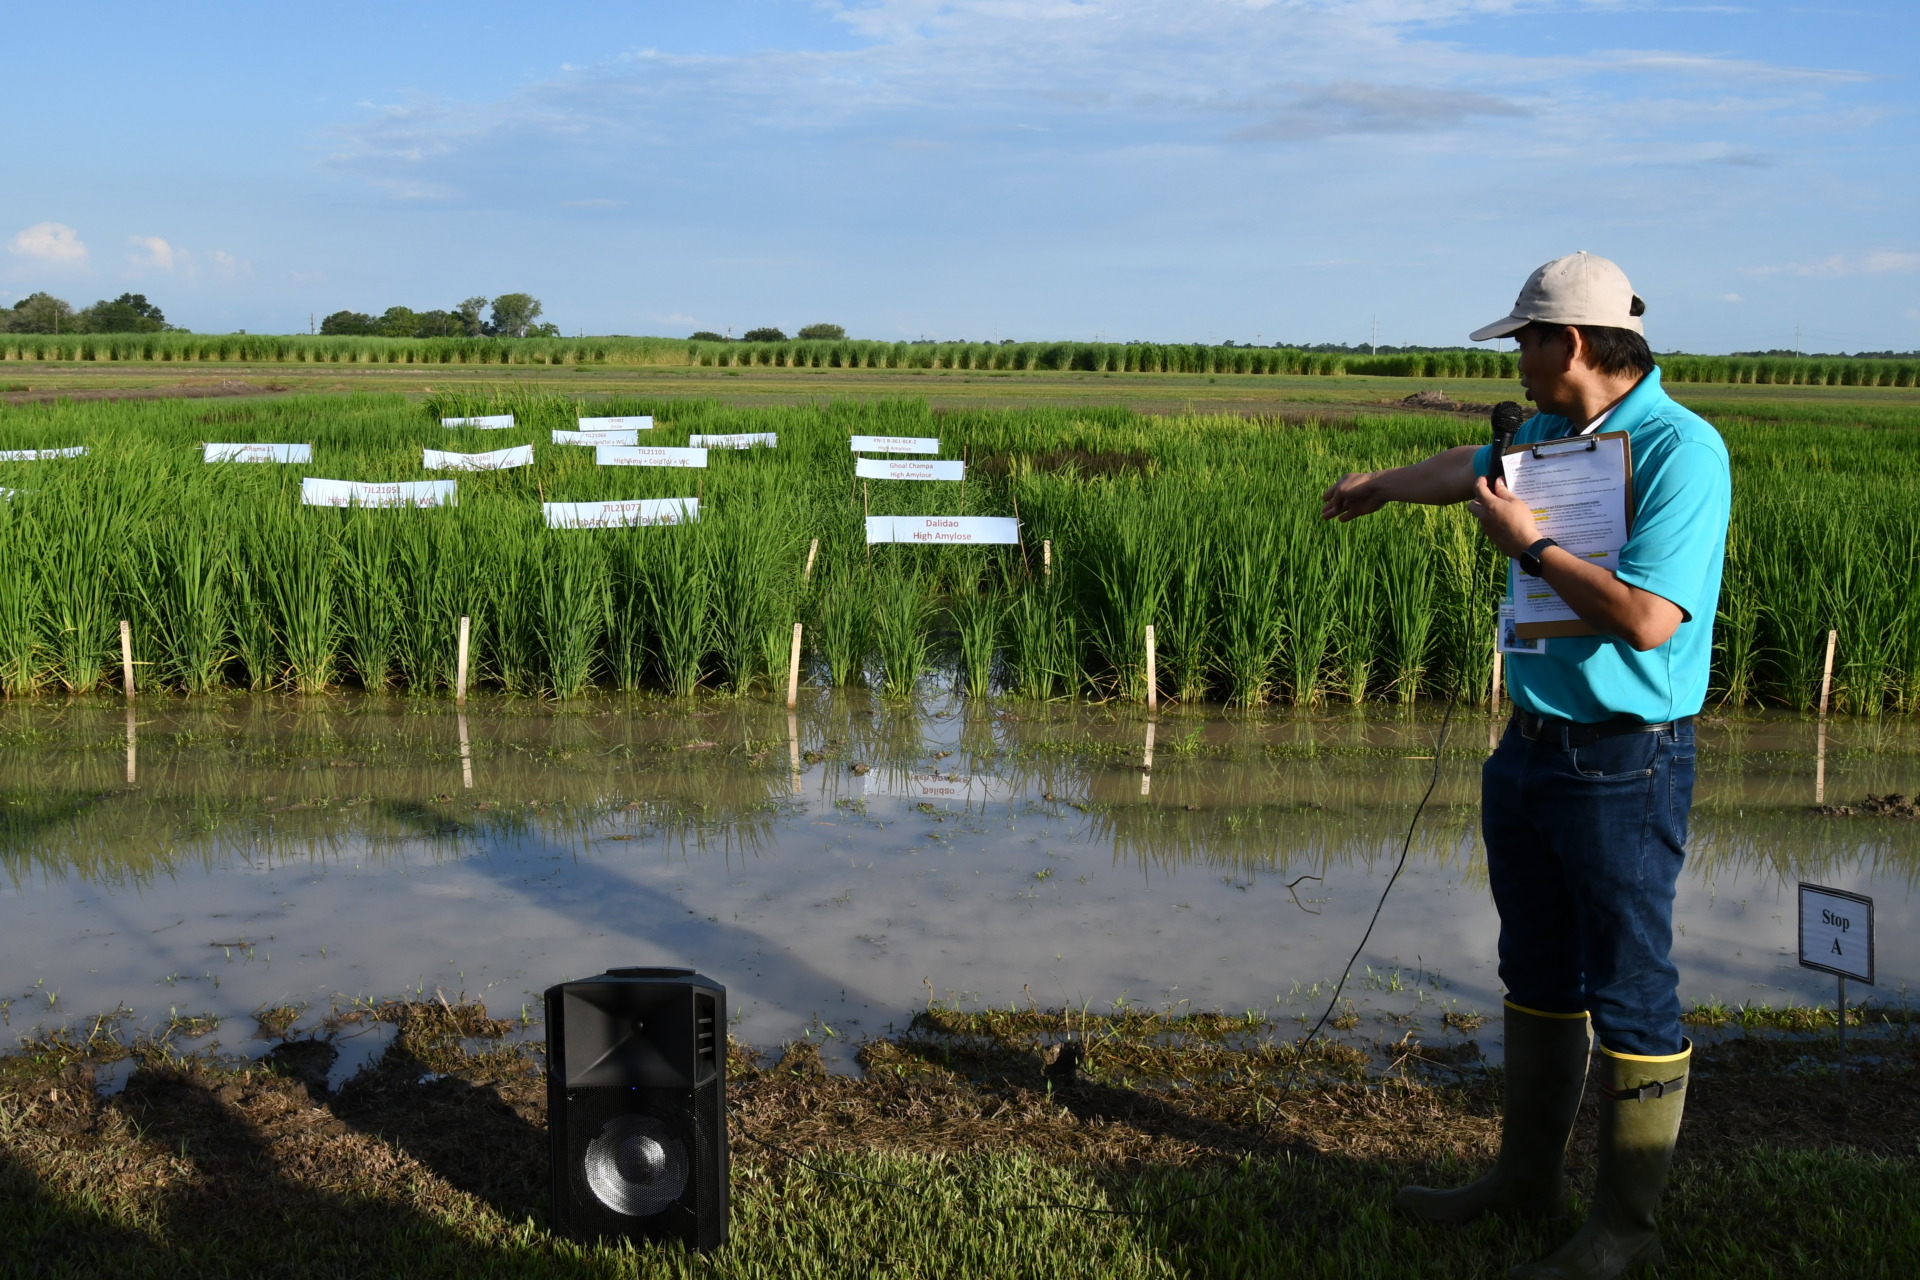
[1481,717,1696,1057]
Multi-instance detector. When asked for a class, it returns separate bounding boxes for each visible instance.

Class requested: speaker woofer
[584,1115,690,1217]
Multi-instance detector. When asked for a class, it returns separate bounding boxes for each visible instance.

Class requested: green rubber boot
[1395,1002,1592,1225]
[1511,1040,1691,1280]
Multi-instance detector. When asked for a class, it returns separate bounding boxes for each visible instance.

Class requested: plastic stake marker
[803,538,819,583]
[1043,539,1051,578]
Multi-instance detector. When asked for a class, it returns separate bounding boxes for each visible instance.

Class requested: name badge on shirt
[1500,602,1547,655]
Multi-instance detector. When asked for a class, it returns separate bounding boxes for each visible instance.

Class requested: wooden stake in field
[1816,630,1836,804]
[455,615,471,705]
[119,620,134,700]
[1819,628,1838,717]
[786,623,803,709]
[1043,539,1052,578]
[1145,624,1158,709]
[803,537,819,583]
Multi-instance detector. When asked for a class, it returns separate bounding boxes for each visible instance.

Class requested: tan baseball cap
[1469,251,1645,342]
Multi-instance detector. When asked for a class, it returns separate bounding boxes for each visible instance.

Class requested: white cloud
[1756,251,1920,278]
[8,222,89,266]
[1864,251,1920,275]
[1722,293,1742,302]
[210,250,249,278]
[127,235,177,272]
[320,0,1870,210]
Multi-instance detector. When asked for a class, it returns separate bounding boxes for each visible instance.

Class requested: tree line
[1,292,175,334]
[319,294,556,339]
[688,323,845,342]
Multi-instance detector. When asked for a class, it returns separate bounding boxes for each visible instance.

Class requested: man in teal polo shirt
[1320,252,1730,1280]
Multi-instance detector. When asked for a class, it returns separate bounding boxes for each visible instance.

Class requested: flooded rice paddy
[3,695,1916,1066]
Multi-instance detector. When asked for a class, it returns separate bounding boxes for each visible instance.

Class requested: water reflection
[2,694,1916,1060]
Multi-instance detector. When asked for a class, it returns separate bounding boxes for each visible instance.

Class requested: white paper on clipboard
[1501,430,1633,639]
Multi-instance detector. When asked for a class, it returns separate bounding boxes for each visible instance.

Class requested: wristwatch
[1518,537,1559,577]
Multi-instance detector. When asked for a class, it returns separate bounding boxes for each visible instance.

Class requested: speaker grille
[563,1084,724,1244]
[583,1115,689,1217]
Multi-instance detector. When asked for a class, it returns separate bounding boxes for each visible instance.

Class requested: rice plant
[1331,522,1383,705]
[1006,578,1077,701]
[1279,516,1337,707]
[336,514,396,691]
[0,504,42,693]
[811,563,872,688]
[1382,520,1434,703]
[644,529,711,697]
[1217,521,1284,707]
[951,570,1005,697]
[1158,518,1216,704]
[38,488,131,693]
[873,569,936,698]
[605,537,651,691]
[260,514,338,695]
[536,534,608,699]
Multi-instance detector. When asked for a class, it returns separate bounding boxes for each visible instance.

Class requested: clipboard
[1502,430,1635,640]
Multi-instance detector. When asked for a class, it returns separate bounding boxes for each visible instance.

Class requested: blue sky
[4,1,1914,352]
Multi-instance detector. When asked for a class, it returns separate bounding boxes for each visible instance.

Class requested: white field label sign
[1798,882,1874,984]
[689,432,776,449]
[850,435,939,454]
[863,769,1011,804]
[578,416,653,431]
[440,414,515,429]
[865,515,1019,545]
[856,457,963,483]
[422,444,534,471]
[302,478,457,509]
[596,445,708,469]
[204,443,311,464]
[553,429,638,446]
[543,497,700,529]
[0,446,86,461]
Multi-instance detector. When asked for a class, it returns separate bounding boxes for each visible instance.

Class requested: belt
[1514,709,1687,749]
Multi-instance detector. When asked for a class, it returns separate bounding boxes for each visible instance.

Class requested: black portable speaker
[544,967,728,1251]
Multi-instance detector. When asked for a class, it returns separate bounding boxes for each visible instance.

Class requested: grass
[3,997,1916,1278]
[1,386,1918,708]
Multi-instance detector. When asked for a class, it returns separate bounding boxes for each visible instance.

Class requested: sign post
[1798,882,1874,1089]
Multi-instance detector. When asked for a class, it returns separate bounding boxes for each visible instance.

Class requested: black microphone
[1486,401,1527,487]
